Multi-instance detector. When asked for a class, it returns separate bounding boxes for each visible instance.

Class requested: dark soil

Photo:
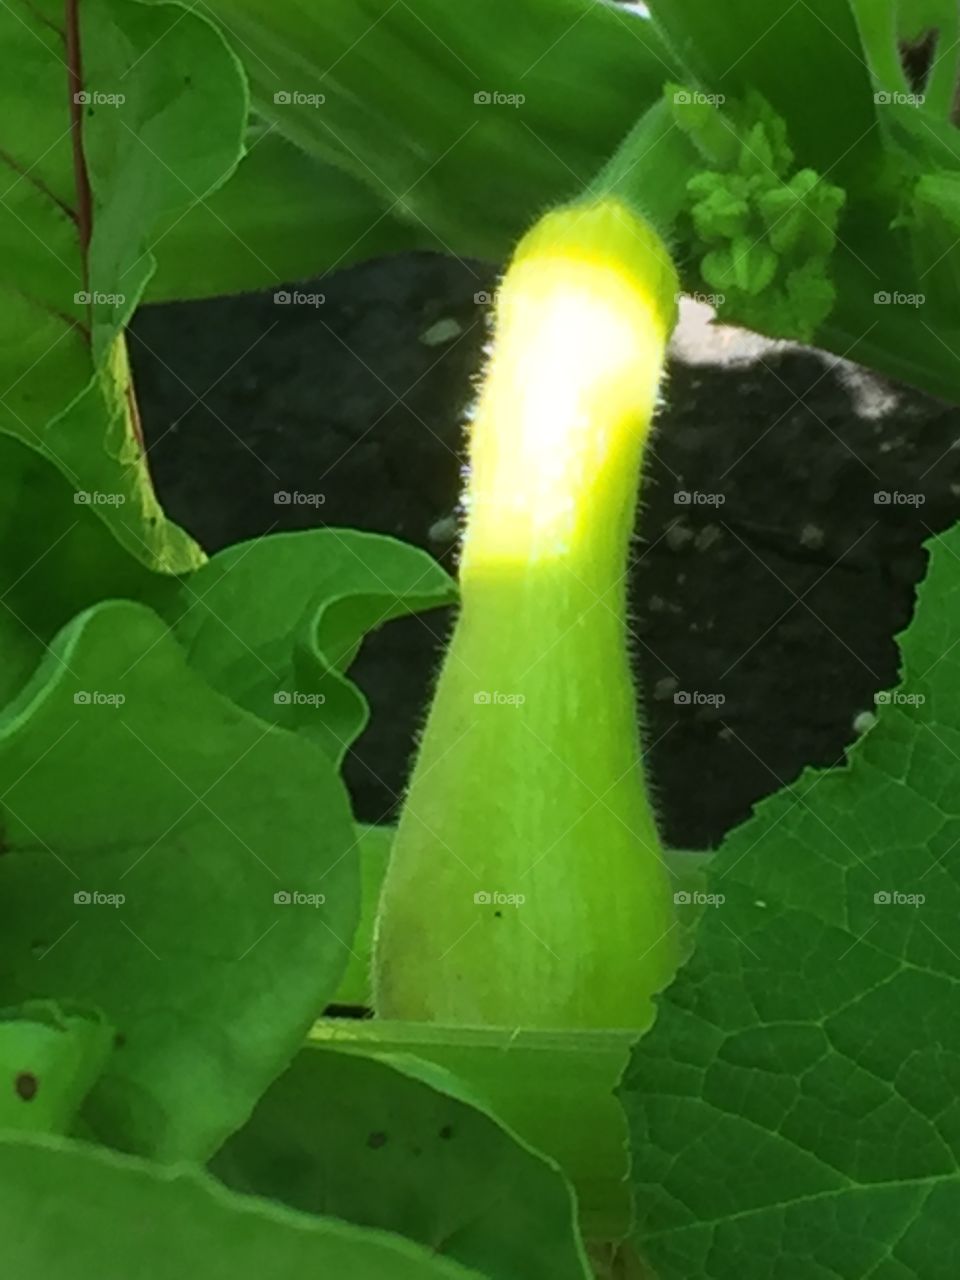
[130,255,960,851]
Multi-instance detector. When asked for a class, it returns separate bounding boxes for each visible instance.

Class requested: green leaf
[0,1133,489,1280]
[819,215,960,401]
[308,1018,635,1242]
[164,529,456,763]
[0,438,452,767]
[623,522,960,1277]
[213,1046,591,1276]
[199,0,680,258]
[0,0,247,568]
[0,435,164,705]
[0,1001,113,1135]
[0,599,359,1161]
[145,132,431,303]
[647,0,879,173]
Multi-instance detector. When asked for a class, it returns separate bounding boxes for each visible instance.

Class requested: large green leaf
[165,529,456,762]
[0,0,246,567]
[212,1046,591,1278]
[0,1133,489,1280]
[0,435,453,766]
[0,599,359,1161]
[199,0,679,258]
[145,131,431,303]
[647,0,879,172]
[623,523,960,1277]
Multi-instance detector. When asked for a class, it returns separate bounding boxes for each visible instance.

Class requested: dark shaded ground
[130,255,960,851]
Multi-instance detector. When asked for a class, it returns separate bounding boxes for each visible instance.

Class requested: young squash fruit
[373,197,680,1029]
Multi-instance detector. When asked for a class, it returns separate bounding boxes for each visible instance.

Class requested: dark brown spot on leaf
[15,1072,38,1101]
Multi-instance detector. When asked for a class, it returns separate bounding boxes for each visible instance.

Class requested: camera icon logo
[673,890,692,904]
[673,90,692,104]
[874,890,891,904]
[673,691,692,705]
[873,91,892,105]
[74,891,91,904]
[674,490,691,505]
[274,891,292,904]
[874,291,891,304]
[474,891,492,904]
[274,290,291,305]
[74,491,92,505]
[474,691,492,704]
[274,491,292,505]
[274,91,292,104]
[73,91,91,105]
[73,691,91,704]
[474,291,492,304]
[274,691,292,705]
[873,691,891,705]
[474,91,491,105]
[74,291,91,305]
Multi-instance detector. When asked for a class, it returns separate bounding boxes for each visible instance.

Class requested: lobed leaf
[624,523,960,1278]
[0,1133,488,1280]
[0,599,359,1160]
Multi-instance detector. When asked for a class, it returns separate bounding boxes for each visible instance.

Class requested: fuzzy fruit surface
[374,199,680,1029]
